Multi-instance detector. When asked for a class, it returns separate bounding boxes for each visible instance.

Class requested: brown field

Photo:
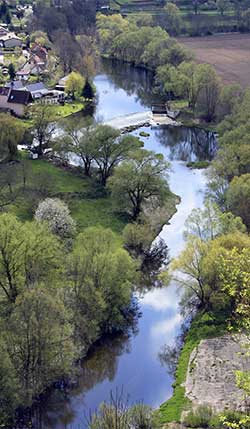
[177,33,250,88]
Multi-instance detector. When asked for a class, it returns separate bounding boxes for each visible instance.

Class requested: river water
[38,61,216,429]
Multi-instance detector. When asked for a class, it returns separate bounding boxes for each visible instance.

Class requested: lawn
[9,156,127,237]
[23,101,85,128]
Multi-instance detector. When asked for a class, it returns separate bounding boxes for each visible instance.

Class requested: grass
[22,101,85,128]
[9,155,127,237]
[159,312,228,424]
[47,101,85,119]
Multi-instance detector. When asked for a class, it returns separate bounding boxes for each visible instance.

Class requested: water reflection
[99,59,157,107]
[34,333,134,429]
[154,126,217,162]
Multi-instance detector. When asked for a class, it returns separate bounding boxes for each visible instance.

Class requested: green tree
[0,114,25,162]
[173,232,250,314]
[163,2,183,36]
[7,288,75,406]
[82,78,95,100]
[57,116,94,176]
[217,0,230,15]
[91,125,142,186]
[227,174,250,230]
[0,214,61,304]
[8,63,16,80]
[68,226,136,339]
[196,64,221,122]
[29,105,56,157]
[0,335,20,427]
[108,149,170,220]
[65,71,85,99]
[218,83,242,120]
[184,199,246,241]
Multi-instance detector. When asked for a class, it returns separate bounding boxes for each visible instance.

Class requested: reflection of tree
[155,126,217,162]
[99,58,159,108]
[158,321,188,376]
[33,326,139,429]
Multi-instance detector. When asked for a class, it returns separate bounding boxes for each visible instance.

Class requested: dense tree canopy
[108,149,170,220]
[90,125,142,186]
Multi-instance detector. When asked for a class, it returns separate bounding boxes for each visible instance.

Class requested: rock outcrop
[185,334,250,412]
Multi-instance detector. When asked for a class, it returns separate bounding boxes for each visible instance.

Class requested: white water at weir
[40,69,211,429]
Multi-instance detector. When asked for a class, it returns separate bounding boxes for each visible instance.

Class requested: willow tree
[108,149,170,220]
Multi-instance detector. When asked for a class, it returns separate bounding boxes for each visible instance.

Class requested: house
[31,44,48,64]
[5,81,49,100]
[5,80,26,90]
[0,33,22,49]
[16,52,47,80]
[0,86,32,117]
[55,75,70,92]
[26,82,49,99]
[0,25,9,37]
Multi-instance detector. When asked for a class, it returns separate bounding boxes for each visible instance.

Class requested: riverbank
[158,313,228,425]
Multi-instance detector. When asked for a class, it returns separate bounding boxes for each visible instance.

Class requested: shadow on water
[31,329,138,429]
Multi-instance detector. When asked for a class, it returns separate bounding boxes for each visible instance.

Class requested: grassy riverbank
[9,156,126,234]
[159,313,228,425]
[9,155,178,239]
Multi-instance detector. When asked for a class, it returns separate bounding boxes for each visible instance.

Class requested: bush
[183,405,213,428]
[35,198,76,240]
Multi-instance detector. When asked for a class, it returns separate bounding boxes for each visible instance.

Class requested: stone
[185,334,250,412]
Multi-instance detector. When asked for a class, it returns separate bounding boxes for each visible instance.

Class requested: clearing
[178,33,250,88]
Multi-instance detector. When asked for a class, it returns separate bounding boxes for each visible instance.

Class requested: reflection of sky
[42,73,209,429]
[95,74,145,121]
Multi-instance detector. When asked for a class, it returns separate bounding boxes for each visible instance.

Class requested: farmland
[178,33,250,87]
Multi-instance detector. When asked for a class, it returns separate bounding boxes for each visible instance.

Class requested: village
[0,5,89,119]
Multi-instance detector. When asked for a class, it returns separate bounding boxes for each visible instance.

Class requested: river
[38,61,216,429]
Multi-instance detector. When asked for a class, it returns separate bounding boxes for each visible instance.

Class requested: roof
[7,89,32,105]
[26,82,48,97]
[0,87,9,96]
[5,81,25,90]
[26,82,46,92]
[58,75,70,86]
[0,32,22,42]
[31,44,48,57]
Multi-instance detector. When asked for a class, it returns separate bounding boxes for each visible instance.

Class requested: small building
[0,33,22,49]
[0,87,32,117]
[55,75,70,92]
[26,82,49,99]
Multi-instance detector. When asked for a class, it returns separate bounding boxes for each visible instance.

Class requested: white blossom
[35,198,76,239]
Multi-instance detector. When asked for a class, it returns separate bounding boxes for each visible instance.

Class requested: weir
[104,110,179,132]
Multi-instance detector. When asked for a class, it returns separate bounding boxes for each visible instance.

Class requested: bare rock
[185,334,250,412]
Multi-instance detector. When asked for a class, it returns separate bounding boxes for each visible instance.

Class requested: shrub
[35,198,76,240]
[183,405,213,428]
